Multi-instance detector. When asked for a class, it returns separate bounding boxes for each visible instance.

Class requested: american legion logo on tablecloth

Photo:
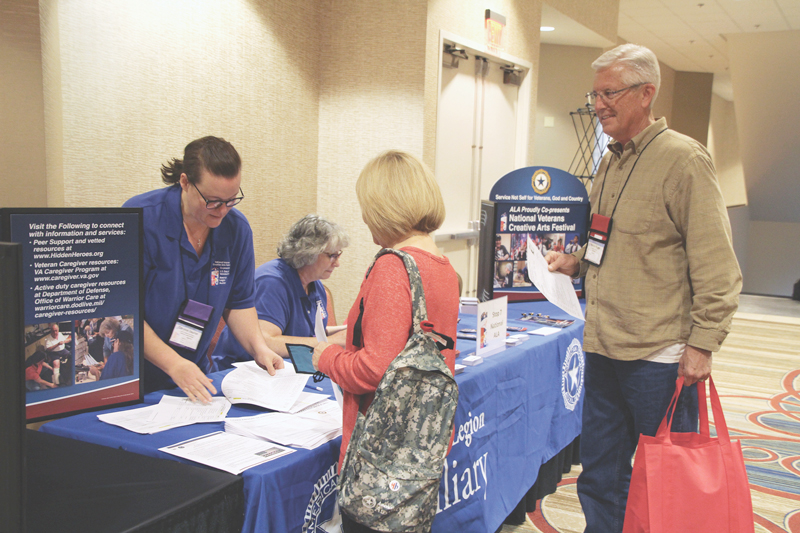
[303,463,340,532]
[561,338,584,411]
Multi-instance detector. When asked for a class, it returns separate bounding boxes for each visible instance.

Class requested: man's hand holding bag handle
[623,376,754,533]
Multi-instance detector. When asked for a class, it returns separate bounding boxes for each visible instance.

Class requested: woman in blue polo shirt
[123,136,283,402]
[212,214,349,369]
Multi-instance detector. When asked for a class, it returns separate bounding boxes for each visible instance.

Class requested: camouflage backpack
[338,248,459,532]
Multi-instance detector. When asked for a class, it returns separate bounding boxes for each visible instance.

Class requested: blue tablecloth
[41,300,584,533]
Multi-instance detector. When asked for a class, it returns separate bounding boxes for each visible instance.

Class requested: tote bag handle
[655,376,731,445]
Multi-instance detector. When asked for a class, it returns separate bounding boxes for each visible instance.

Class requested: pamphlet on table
[159,431,295,475]
[97,396,230,434]
[225,398,342,449]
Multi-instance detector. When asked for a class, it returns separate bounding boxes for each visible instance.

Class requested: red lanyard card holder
[585,214,612,266]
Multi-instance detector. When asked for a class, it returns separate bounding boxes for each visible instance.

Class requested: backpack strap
[369,248,428,332]
[353,248,453,351]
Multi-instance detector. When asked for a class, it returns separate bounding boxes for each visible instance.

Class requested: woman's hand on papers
[170,358,217,403]
[253,348,285,376]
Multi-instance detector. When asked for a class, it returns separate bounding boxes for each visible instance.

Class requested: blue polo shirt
[123,185,256,392]
[212,258,327,370]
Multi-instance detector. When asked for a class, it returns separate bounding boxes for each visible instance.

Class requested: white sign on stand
[476,296,507,358]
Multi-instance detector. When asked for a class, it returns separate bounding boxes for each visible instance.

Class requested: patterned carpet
[501,305,800,533]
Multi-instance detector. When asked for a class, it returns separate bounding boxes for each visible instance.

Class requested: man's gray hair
[592,44,661,105]
[277,215,349,269]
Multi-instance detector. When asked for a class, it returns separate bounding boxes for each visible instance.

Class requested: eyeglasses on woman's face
[191,181,244,209]
[322,251,343,262]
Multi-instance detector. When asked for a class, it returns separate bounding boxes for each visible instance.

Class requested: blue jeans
[577,352,698,533]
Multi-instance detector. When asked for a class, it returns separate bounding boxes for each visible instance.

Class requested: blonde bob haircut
[356,150,446,247]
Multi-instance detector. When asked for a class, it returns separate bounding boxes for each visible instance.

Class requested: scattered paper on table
[98,405,173,434]
[225,399,342,449]
[149,395,230,426]
[98,397,230,434]
[222,362,314,413]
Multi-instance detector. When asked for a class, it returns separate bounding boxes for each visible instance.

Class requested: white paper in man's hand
[526,237,584,320]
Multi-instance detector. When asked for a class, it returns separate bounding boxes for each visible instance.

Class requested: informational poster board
[477,167,589,302]
[1,208,144,422]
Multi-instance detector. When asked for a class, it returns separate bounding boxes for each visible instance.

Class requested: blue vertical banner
[2,208,143,421]
[487,167,589,302]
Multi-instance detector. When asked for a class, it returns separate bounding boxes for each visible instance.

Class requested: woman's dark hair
[160,136,242,185]
[118,338,135,375]
[26,350,47,367]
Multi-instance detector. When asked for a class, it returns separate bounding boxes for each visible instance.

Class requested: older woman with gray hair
[212,214,349,369]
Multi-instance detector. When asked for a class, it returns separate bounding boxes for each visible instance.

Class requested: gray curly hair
[277,215,349,269]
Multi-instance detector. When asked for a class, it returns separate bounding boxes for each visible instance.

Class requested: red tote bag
[623,376,754,533]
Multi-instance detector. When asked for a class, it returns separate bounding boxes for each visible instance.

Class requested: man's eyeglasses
[323,251,343,262]
[586,83,644,105]
[192,182,244,209]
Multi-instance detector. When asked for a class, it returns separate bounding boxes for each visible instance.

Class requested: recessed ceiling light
[541,26,555,32]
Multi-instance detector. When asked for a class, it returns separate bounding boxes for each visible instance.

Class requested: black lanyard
[596,128,667,219]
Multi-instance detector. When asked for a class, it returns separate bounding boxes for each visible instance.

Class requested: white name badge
[169,321,204,351]
[584,239,606,266]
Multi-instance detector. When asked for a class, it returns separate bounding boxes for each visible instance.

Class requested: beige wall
[708,94,747,208]
[315,0,429,314]
[544,0,618,44]
[745,220,800,296]
[727,30,800,296]
[670,71,713,146]
[37,0,322,271]
[728,30,800,224]
[424,0,542,170]
[1,0,47,208]
[533,44,602,172]
[8,0,659,308]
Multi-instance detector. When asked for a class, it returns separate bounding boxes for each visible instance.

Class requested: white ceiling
[541,0,800,100]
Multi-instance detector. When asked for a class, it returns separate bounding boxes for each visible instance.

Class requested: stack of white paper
[225,399,342,449]
[222,362,318,413]
[98,396,231,434]
[505,334,528,346]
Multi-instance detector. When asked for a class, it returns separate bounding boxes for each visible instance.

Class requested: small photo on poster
[513,260,531,287]
[494,234,512,260]
[494,261,513,288]
[510,233,530,260]
[24,321,74,391]
[541,233,567,254]
[564,234,581,254]
[73,315,135,384]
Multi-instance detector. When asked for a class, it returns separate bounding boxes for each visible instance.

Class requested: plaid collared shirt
[574,118,742,360]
